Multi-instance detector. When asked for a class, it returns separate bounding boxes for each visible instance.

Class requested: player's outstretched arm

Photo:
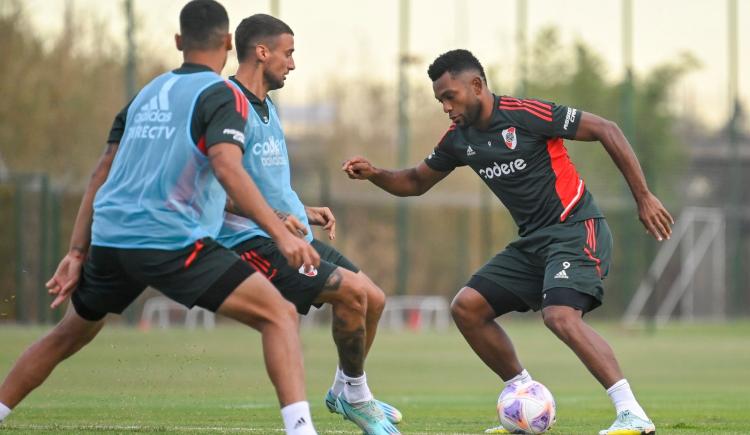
[342,156,449,197]
[209,143,320,269]
[47,142,119,309]
[574,112,674,241]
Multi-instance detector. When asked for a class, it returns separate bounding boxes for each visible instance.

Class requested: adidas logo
[134,76,178,123]
[466,146,476,156]
[293,417,307,429]
[554,270,569,279]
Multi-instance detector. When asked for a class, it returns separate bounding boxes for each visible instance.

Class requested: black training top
[424,94,603,236]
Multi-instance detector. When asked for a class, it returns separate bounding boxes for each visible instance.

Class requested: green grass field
[1,320,749,434]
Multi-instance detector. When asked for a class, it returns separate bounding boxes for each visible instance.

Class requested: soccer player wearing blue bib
[344,50,674,435]
[216,15,401,435]
[0,3,320,434]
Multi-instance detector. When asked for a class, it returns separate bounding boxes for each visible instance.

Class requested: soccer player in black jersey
[343,49,672,435]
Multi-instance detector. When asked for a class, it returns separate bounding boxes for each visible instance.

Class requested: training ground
[1,320,748,434]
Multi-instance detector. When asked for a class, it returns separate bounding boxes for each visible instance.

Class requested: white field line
[1,424,480,434]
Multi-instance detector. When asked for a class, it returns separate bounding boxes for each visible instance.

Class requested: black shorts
[468,275,598,317]
[72,238,255,321]
[232,237,359,314]
[467,218,612,314]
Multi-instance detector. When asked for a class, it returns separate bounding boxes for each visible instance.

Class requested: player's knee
[48,326,95,358]
[255,297,298,328]
[450,291,479,327]
[281,300,300,323]
[542,309,579,336]
[365,282,386,317]
[339,276,368,315]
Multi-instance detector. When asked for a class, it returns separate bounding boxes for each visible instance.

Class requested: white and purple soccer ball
[497,380,556,434]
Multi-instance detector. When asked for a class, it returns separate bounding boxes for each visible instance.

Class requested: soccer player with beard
[344,49,671,435]
[219,14,401,435]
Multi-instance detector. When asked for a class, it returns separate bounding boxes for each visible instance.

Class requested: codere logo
[478,158,527,179]
[252,136,286,166]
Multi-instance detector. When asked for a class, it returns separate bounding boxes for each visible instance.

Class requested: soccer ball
[497,381,556,434]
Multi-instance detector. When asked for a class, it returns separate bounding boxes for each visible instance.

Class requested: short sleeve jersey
[92,63,250,249]
[216,76,313,248]
[424,95,602,236]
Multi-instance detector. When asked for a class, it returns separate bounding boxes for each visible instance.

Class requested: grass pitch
[1,319,748,434]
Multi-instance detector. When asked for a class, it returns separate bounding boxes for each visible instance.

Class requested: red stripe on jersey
[196,135,207,155]
[242,89,248,118]
[500,97,552,114]
[230,83,241,114]
[225,81,248,119]
[499,100,553,116]
[498,105,553,122]
[546,137,584,221]
[437,123,457,146]
[239,86,248,118]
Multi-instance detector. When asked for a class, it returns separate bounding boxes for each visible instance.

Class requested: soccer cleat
[374,397,403,425]
[598,410,656,435]
[335,396,401,435]
[325,389,402,425]
[484,426,532,434]
[325,389,339,414]
[484,426,512,434]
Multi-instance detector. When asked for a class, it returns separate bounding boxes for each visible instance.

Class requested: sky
[23,0,748,128]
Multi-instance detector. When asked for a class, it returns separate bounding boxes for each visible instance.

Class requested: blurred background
[0,0,747,326]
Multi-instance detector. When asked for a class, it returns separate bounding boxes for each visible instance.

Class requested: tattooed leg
[314,268,368,376]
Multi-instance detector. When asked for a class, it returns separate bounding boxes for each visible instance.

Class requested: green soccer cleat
[484,426,531,434]
[324,389,339,414]
[325,389,402,425]
[335,395,401,435]
[484,426,511,434]
[599,410,656,435]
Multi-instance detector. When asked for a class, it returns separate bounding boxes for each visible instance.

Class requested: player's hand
[636,192,674,241]
[305,206,336,240]
[276,233,320,271]
[278,212,308,238]
[342,156,377,180]
[46,251,86,309]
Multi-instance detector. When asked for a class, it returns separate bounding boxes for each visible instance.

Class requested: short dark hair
[179,0,229,51]
[235,14,294,62]
[427,49,487,83]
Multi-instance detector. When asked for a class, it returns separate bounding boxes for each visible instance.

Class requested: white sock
[0,402,10,422]
[342,371,373,404]
[607,379,649,421]
[505,369,532,386]
[331,366,345,396]
[281,401,316,435]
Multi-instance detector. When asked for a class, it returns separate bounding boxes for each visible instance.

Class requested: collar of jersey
[229,76,271,124]
[173,62,214,74]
